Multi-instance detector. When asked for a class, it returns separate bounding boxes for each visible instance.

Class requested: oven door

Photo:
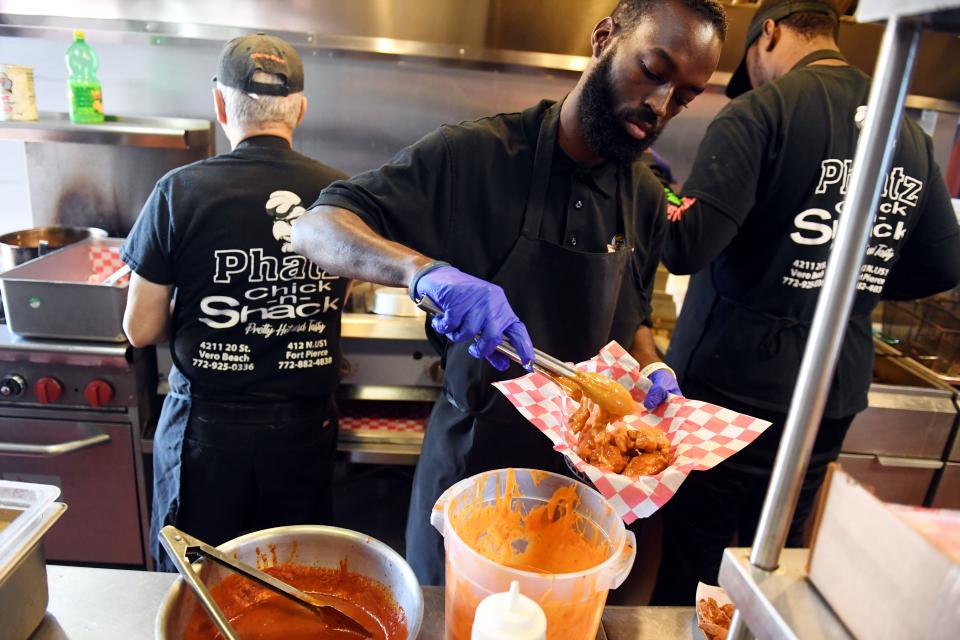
[0,417,145,565]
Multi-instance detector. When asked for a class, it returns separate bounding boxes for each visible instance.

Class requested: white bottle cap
[471,580,547,640]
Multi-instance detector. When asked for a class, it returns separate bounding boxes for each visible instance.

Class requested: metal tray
[0,481,66,640]
[0,480,59,561]
[0,237,130,342]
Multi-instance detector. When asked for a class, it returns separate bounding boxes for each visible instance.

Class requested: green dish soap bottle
[66,30,104,124]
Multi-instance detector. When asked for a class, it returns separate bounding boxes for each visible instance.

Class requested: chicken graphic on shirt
[265,190,306,252]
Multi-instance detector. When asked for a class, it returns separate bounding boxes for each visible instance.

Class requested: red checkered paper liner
[338,400,430,434]
[340,416,426,433]
[493,341,772,524]
[87,246,129,285]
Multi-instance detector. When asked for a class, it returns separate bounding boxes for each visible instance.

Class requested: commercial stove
[0,323,157,568]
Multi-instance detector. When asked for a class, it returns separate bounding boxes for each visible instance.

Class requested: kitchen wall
[0,33,727,235]
[1,25,956,236]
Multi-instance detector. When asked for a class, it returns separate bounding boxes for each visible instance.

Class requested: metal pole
[727,15,922,640]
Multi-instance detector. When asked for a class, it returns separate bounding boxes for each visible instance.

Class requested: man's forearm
[122,273,173,348]
[629,325,661,369]
[663,198,740,275]
[291,205,432,287]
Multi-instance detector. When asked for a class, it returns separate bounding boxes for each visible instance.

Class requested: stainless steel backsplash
[0,32,727,235]
[0,0,956,234]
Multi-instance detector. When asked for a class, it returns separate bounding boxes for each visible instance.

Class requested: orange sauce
[445,469,614,639]
[572,371,634,417]
[182,561,406,640]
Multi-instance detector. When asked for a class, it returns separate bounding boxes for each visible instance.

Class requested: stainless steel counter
[31,564,697,640]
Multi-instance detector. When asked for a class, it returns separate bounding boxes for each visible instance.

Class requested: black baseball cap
[213,33,304,96]
[726,0,840,99]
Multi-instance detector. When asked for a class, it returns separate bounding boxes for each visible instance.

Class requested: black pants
[649,378,854,605]
[151,394,337,572]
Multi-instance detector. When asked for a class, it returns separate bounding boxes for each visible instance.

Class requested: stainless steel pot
[0,226,108,272]
[155,525,424,639]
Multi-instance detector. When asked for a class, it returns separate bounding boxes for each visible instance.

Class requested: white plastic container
[472,580,546,640]
[432,468,636,640]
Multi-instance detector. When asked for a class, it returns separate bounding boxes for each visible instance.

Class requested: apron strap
[792,49,848,70]
[521,102,562,239]
[615,162,633,251]
[521,100,631,249]
[713,285,872,357]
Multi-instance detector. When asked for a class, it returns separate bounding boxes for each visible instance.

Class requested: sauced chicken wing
[635,425,671,452]
[568,402,590,435]
[576,424,629,474]
[622,450,671,478]
[570,397,671,477]
[697,597,736,640]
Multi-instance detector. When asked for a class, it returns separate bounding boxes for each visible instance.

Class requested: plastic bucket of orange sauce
[431,468,636,640]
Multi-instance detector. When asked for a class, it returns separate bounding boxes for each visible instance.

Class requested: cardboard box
[807,465,960,639]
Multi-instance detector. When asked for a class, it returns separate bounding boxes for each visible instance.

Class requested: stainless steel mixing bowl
[155,525,423,639]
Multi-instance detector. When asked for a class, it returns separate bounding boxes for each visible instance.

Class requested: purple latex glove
[415,266,534,371]
[643,369,682,411]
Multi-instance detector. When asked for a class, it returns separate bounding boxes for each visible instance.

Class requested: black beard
[577,51,661,163]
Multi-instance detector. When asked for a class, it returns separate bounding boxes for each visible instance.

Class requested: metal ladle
[159,525,372,640]
[415,295,634,415]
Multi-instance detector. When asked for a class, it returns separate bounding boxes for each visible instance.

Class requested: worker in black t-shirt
[652,0,960,604]
[291,1,729,584]
[121,34,349,571]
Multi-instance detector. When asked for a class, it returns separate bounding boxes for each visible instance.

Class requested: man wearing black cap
[652,0,960,603]
[121,34,349,570]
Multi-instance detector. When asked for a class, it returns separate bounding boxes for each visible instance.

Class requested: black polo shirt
[122,136,349,401]
[663,63,960,417]
[314,99,666,330]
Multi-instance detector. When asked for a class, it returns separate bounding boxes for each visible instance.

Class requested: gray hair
[217,71,302,129]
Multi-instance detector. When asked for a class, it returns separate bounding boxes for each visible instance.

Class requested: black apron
[405,102,644,584]
[150,384,337,571]
[665,49,873,418]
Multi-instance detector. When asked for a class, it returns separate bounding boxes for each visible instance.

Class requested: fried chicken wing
[568,402,590,434]
[627,424,670,452]
[696,597,735,640]
[568,397,672,477]
[622,450,670,478]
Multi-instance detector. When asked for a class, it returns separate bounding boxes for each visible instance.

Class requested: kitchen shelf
[0,112,212,150]
[341,312,428,341]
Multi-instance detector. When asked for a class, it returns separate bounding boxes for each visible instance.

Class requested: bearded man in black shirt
[652,0,960,603]
[292,0,728,584]
[122,34,349,571]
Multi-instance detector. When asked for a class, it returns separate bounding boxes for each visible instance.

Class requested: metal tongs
[100,264,132,287]
[159,525,371,640]
[415,294,577,379]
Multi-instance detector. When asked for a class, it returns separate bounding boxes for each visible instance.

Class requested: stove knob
[34,377,64,404]
[0,375,26,397]
[84,380,114,407]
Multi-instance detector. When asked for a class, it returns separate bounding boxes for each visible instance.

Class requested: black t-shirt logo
[265,190,307,252]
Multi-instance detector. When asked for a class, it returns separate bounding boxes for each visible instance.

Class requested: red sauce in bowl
[181,561,407,640]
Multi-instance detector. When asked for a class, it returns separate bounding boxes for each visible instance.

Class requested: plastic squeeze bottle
[66,30,104,123]
[471,580,547,640]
